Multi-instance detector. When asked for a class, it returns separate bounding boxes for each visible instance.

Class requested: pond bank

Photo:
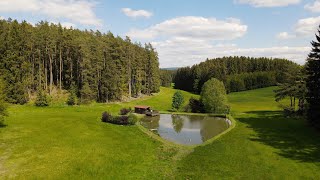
[137,113,236,147]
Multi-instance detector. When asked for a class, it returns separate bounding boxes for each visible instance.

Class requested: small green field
[1,87,320,179]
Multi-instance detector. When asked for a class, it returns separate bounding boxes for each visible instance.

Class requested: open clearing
[0,87,319,179]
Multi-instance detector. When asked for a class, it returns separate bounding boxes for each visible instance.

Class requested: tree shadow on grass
[237,111,320,163]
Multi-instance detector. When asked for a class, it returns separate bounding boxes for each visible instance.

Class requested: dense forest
[173,57,300,93]
[0,19,160,104]
[160,69,176,87]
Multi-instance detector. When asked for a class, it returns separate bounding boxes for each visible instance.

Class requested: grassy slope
[1,87,320,179]
[92,87,199,114]
[0,87,196,179]
[176,87,320,179]
[0,106,175,179]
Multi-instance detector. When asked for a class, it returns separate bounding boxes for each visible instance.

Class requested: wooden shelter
[134,106,151,114]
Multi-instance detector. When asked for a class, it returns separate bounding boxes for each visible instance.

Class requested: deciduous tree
[200,78,229,114]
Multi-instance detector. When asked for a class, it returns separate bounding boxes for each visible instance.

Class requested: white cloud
[305,0,320,13]
[275,16,320,39]
[152,38,309,67]
[126,16,307,67]
[276,32,295,39]
[121,8,153,18]
[0,0,39,12]
[235,0,301,7]
[294,16,320,36]
[0,0,102,26]
[127,16,248,40]
[0,16,4,20]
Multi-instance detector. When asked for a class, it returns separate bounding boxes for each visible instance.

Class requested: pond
[140,114,231,145]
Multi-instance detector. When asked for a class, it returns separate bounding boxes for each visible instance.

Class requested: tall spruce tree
[306,27,320,129]
[0,18,160,104]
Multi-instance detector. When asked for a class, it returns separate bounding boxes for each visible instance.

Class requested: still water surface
[141,114,230,145]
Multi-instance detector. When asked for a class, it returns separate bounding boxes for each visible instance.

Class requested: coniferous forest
[173,57,300,94]
[0,19,160,104]
[2,1,320,178]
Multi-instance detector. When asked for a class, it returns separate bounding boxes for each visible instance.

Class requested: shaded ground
[239,111,320,163]
[175,87,320,179]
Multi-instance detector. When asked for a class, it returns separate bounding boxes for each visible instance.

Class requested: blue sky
[1,0,320,67]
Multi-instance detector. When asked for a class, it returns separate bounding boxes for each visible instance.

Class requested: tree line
[275,26,320,130]
[306,28,320,130]
[0,19,160,104]
[226,71,277,93]
[160,69,176,87]
[173,57,300,94]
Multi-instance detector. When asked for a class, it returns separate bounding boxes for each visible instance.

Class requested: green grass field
[1,87,320,179]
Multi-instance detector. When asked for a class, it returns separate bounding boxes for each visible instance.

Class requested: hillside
[0,87,319,178]
[176,87,320,178]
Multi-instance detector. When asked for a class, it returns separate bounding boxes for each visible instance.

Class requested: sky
[0,0,320,68]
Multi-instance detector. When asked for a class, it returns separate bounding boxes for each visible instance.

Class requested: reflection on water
[140,114,230,145]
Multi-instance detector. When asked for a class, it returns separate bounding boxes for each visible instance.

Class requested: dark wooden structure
[146,110,160,117]
[134,106,151,114]
[134,106,160,116]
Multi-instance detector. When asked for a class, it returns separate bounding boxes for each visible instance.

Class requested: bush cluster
[101,109,138,125]
[35,90,49,107]
[101,112,113,123]
[128,113,139,125]
[67,94,77,106]
[120,108,131,115]
[0,102,7,126]
[188,97,205,113]
[112,116,130,125]
[279,104,296,117]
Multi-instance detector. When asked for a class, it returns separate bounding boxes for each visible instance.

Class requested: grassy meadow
[1,87,320,179]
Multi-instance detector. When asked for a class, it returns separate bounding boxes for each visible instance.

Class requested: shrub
[128,113,138,125]
[283,107,295,116]
[6,81,29,105]
[0,116,5,127]
[80,82,94,104]
[101,112,113,123]
[35,89,49,107]
[200,78,229,114]
[183,104,191,112]
[67,90,77,106]
[279,105,295,117]
[0,80,8,126]
[172,91,184,111]
[189,97,205,113]
[113,116,129,125]
[120,108,131,115]
[0,103,7,127]
[101,112,137,125]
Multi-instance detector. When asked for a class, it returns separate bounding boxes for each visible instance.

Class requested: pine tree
[0,79,8,126]
[0,19,160,104]
[35,88,49,107]
[67,83,78,106]
[306,27,320,129]
[172,91,184,111]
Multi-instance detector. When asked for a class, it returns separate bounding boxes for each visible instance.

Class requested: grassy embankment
[176,87,320,179]
[1,87,320,179]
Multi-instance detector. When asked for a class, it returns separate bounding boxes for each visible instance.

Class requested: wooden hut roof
[134,106,151,109]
